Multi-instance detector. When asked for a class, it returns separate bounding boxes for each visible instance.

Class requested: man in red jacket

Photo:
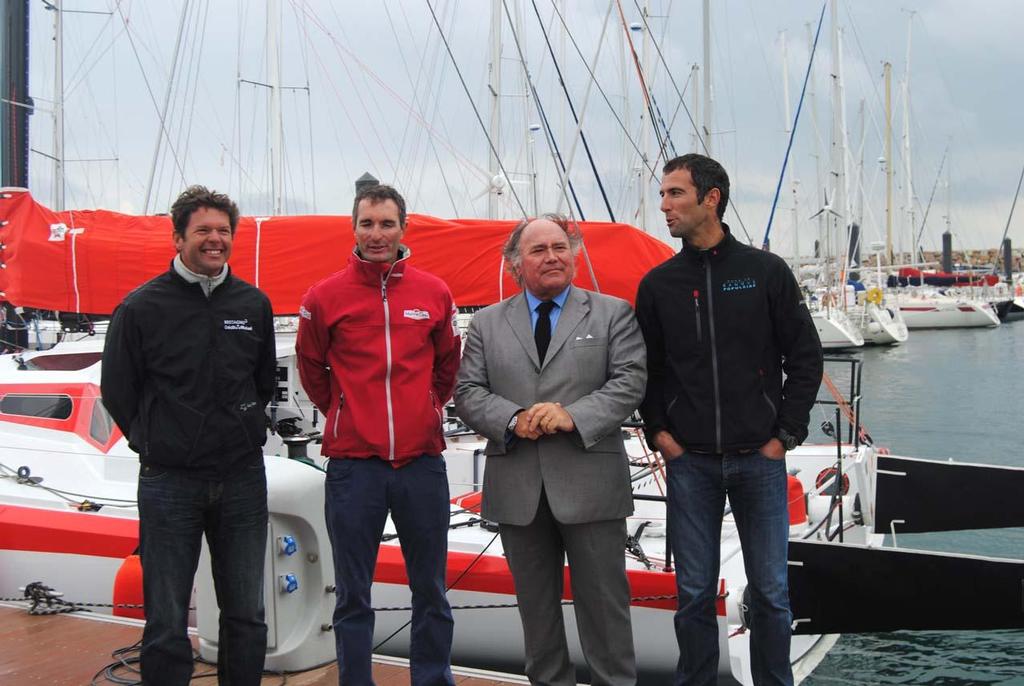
[295,184,461,686]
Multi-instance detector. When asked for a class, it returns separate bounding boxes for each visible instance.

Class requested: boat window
[90,398,116,444]
[0,394,74,420]
[24,353,103,371]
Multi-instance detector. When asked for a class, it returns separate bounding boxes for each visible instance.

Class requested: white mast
[807,22,825,266]
[902,11,916,263]
[702,0,712,155]
[268,0,283,215]
[884,61,893,265]
[488,0,502,219]
[638,4,650,230]
[828,0,845,288]
[52,0,65,210]
[690,63,700,152]
[143,1,190,215]
[781,30,799,268]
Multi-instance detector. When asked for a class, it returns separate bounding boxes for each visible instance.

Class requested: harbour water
[803,322,1024,685]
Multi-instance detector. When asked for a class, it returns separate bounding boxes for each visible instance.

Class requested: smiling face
[516,218,576,300]
[353,198,405,264]
[173,206,233,276]
[659,167,721,245]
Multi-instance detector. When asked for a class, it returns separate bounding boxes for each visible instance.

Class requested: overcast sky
[22,0,1024,254]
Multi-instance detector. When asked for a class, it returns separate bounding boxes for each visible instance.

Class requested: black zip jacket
[636,225,823,453]
[101,265,277,476]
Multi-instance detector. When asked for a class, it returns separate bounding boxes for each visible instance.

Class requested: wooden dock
[0,603,528,685]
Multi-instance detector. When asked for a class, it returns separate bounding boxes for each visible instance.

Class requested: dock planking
[0,604,526,685]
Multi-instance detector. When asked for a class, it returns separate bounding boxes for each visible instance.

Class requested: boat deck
[0,603,528,685]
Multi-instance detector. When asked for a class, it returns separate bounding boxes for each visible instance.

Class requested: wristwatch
[507,413,520,432]
[776,427,799,451]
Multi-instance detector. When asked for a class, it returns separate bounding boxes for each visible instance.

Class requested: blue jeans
[136,461,269,686]
[324,456,455,686]
[666,451,793,686]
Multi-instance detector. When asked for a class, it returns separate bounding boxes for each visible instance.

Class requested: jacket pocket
[237,380,268,451]
[572,336,608,381]
[145,396,206,467]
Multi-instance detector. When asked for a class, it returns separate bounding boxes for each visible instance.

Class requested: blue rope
[762,1,828,251]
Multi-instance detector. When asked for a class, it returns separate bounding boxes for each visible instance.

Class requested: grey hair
[502,213,582,286]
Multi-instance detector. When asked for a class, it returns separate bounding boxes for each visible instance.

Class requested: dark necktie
[535,300,556,364]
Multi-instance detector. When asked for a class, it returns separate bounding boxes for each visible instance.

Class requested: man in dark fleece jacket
[636,154,822,686]
[102,185,277,686]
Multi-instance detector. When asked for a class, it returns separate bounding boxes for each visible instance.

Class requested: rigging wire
[504,0,586,219]
[913,141,949,254]
[615,0,666,163]
[625,0,752,243]
[113,1,187,212]
[545,1,658,178]
[289,2,493,189]
[296,12,319,214]
[762,1,827,250]
[998,163,1024,251]
[382,0,459,215]
[423,0,527,217]
[322,2,400,181]
[525,0,615,222]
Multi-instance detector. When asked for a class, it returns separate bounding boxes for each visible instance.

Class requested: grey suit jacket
[454,287,647,526]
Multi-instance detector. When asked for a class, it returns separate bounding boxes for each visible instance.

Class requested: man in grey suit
[455,214,646,686]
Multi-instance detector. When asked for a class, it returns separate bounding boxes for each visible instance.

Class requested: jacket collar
[680,222,737,262]
[348,244,411,285]
[167,258,232,294]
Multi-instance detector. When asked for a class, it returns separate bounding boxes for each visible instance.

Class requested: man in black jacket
[102,186,277,686]
[636,154,822,686]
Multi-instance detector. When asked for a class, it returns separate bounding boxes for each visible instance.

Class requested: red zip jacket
[295,248,461,466]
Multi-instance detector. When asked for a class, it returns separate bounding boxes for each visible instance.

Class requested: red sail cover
[0,189,675,315]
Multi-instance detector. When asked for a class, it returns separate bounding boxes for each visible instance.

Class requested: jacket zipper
[693,289,703,343]
[381,274,396,461]
[333,392,344,439]
[703,252,723,453]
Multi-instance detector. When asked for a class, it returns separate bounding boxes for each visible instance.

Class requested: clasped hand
[513,402,575,440]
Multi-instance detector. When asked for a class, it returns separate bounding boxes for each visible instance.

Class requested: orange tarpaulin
[0,189,675,315]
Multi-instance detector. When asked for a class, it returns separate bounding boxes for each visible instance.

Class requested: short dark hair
[170,185,239,236]
[352,184,407,228]
[502,213,582,286]
[663,154,730,220]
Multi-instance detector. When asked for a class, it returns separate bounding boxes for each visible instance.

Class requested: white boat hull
[812,309,865,349]
[898,295,1000,329]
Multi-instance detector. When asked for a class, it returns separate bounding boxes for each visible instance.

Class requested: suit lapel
[505,292,541,369]
[542,287,588,371]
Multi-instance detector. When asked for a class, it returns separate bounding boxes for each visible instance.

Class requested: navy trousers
[324,456,455,686]
[137,461,269,686]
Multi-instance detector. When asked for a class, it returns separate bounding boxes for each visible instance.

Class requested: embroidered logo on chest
[403,309,431,321]
[721,278,757,293]
[224,318,254,331]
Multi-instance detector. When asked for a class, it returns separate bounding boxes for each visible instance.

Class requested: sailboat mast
[488,0,502,220]
[884,61,893,265]
[702,0,712,156]
[268,0,283,215]
[638,2,650,230]
[143,1,190,215]
[1,0,30,188]
[828,0,844,289]
[52,0,65,210]
[781,30,800,269]
[902,11,915,263]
